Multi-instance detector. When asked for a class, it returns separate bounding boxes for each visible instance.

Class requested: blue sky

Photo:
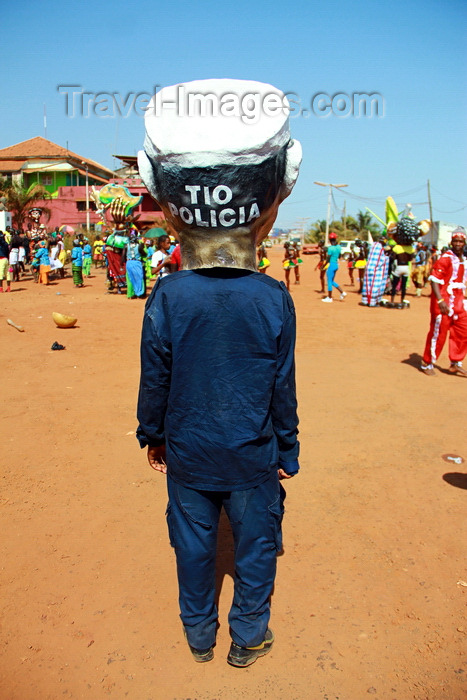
[2,0,466,229]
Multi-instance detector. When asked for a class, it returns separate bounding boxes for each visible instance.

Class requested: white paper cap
[143,79,292,168]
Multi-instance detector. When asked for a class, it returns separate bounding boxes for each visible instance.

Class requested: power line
[433,205,467,214]
[331,184,426,205]
[431,186,467,206]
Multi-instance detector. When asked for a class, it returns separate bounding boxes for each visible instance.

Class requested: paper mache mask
[138,79,302,270]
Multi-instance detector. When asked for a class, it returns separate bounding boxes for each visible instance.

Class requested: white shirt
[151,250,171,278]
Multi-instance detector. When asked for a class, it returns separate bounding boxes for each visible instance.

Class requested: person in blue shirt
[137,79,302,668]
[322,233,347,303]
[71,239,83,287]
[33,239,51,285]
[137,266,300,666]
[122,233,146,299]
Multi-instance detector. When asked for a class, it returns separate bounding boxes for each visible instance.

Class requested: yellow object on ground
[52,312,78,328]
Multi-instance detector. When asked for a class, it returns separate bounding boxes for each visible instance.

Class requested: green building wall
[23,170,104,195]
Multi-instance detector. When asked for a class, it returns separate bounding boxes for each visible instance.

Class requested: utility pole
[314,182,348,246]
[342,200,347,237]
[427,179,434,246]
[82,161,90,232]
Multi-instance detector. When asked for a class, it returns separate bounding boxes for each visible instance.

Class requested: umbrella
[59,225,75,234]
[144,227,167,239]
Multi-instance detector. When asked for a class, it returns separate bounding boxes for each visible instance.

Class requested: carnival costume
[136,79,301,659]
[361,240,390,306]
[422,246,467,368]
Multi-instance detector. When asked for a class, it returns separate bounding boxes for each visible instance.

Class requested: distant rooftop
[0,136,115,178]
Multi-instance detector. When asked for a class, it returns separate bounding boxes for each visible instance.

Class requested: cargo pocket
[177,497,214,531]
[165,503,177,548]
[268,488,285,553]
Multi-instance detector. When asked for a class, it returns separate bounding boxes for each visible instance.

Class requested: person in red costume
[421,227,467,376]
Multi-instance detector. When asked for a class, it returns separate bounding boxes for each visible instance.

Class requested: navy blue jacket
[137,268,299,491]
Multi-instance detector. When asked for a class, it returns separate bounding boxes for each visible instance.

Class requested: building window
[1,173,12,183]
[42,175,53,186]
[76,201,96,212]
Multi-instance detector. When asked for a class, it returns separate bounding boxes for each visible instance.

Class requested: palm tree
[306,219,327,243]
[306,218,350,243]
[347,210,381,239]
[0,179,51,230]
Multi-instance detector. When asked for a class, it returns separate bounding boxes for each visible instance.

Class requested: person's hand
[278,468,294,480]
[147,445,167,473]
[107,197,129,229]
[438,299,449,315]
[163,254,172,265]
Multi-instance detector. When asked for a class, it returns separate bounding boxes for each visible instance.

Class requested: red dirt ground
[0,247,466,700]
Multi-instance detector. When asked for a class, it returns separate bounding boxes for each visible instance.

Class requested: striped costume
[361,241,389,306]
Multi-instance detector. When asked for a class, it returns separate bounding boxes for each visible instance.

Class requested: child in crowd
[71,239,84,287]
[33,240,51,285]
[82,238,92,277]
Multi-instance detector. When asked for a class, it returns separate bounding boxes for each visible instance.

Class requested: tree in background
[306,210,381,243]
[347,210,381,239]
[0,178,51,230]
[305,219,327,243]
[306,218,346,243]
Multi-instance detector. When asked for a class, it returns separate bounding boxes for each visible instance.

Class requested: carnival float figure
[137,79,301,270]
[90,183,142,293]
[363,197,432,307]
[136,79,302,666]
[388,217,419,308]
[28,207,47,239]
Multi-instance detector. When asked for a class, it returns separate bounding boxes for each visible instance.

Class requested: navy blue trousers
[166,471,285,650]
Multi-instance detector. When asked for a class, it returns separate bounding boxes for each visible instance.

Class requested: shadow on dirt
[442,473,467,490]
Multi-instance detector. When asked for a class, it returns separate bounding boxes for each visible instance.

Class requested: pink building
[38,177,164,231]
[0,137,164,232]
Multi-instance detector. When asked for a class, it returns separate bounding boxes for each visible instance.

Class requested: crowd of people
[293,222,451,309]
[277,221,467,377]
[1,218,465,378]
[0,224,181,297]
[0,225,77,291]
[103,230,180,298]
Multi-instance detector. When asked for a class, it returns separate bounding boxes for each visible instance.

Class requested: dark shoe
[227,628,274,668]
[188,645,214,663]
[183,630,214,663]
